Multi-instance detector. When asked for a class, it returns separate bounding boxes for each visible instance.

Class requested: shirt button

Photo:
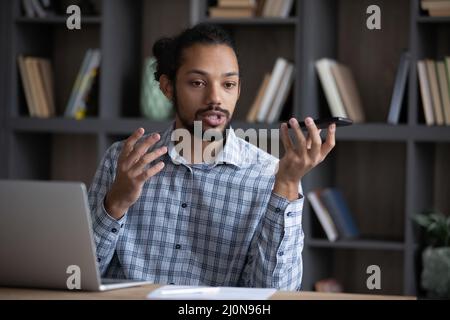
[181,203,187,208]
[278,251,284,256]
[275,207,281,213]
[97,257,101,262]
[175,244,181,249]
[287,212,292,217]
[111,228,118,233]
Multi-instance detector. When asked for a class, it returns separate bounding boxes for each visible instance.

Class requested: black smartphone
[288,116,353,130]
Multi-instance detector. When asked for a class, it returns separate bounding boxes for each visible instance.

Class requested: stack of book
[18,55,55,118]
[64,49,101,119]
[421,0,450,17]
[246,57,295,123]
[417,57,450,126]
[307,188,360,242]
[315,58,366,123]
[209,0,294,18]
[209,0,257,18]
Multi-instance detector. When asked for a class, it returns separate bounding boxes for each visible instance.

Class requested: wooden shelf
[307,238,405,251]
[10,118,450,142]
[411,125,450,142]
[202,17,297,25]
[8,117,171,135]
[15,16,102,24]
[416,16,450,23]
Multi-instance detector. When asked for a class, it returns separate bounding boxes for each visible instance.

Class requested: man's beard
[173,89,232,142]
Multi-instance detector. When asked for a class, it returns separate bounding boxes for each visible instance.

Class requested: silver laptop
[0,180,153,291]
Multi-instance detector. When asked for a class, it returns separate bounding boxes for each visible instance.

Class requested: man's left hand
[273,117,336,201]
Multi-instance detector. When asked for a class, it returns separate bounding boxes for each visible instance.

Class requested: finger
[124,133,161,170]
[306,130,321,149]
[137,161,166,183]
[321,123,336,157]
[306,136,312,149]
[280,122,294,151]
[119,128,145,163]
[289,118,307,152]
[305,117,322,159]
[129,146,168,177]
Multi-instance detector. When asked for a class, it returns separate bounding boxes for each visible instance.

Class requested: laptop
[0,180,153,291]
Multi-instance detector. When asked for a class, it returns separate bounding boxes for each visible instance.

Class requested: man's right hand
[104,128,168,220]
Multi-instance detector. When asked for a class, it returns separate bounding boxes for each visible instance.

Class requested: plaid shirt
[88,122,304,290]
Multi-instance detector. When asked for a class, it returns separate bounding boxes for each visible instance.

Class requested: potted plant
[413,210,450,299]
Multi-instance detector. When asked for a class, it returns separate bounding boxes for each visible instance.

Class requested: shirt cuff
[266,191,304,228]
[93,197,127,236]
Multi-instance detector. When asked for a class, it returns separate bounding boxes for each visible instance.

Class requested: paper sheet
[147,285,277,300]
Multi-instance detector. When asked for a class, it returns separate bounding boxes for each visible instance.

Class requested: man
[88,23,335,290]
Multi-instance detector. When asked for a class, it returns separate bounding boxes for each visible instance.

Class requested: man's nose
[206,82,222,105]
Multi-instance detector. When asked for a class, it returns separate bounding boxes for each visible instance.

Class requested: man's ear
[237,81,241,101]
[159,75,174,101]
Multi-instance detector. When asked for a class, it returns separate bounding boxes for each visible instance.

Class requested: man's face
[172,43,240,136]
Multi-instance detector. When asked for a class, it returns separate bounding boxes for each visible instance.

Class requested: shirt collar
[157,121,243,169]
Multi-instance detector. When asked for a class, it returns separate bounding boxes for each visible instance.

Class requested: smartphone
[288,116,353,130]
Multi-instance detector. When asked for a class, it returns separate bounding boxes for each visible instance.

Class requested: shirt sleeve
[239,181,304,291]
[87,142,128,276]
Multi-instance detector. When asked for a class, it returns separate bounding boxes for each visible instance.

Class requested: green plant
[413,210,450,247]
[413,209,450,298]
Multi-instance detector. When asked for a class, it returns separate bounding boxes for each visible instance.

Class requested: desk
[0,285,416,300]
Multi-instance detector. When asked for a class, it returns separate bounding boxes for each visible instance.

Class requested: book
[36,57,55,117]
[387,51,410,124]
[426,59,444,125]
[218,0,256,8]
[330,62,365,123]
[246,73,271,122]
[279,0,294,17]
[73,49,101,119]
[307,190,338,242]
[65,50,93,117]
[315,58,348,118]
[65,49,101,119]
[446,57,450,122]
[25,57,48,118]
[209,7,255,18]
[421,0,450,10]
[266,62,294,123]
[256,57,288,122]
[436,61,450,125]
[17,56,37,117]
[319,188,360,239]
[417,60,435,125]
[428,8,450,16]
[21,0,35,17]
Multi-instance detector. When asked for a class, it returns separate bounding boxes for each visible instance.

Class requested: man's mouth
[200,111,227,127]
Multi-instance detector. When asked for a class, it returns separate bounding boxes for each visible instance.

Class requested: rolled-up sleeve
[240,181,304,291]
[88,142,127,275]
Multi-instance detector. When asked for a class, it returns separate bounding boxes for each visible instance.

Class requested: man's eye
[191,81,205,87]
[224,82,237,89]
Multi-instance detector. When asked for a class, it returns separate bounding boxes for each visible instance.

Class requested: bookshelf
[1,0,449,296]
